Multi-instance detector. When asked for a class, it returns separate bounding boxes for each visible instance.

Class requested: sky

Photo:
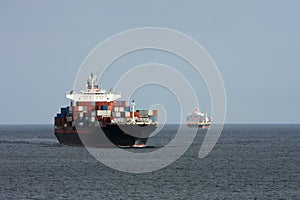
[0,0,299,124]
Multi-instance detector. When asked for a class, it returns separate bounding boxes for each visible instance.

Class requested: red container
[96,102,110,106]
[77,102,91,106]
[112,101,118,106]
[73,106,79,112]
[130,112,140,118]
[87,106,96,111]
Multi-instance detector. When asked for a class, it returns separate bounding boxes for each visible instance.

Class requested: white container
[97,110,111,117]
[148,110,153,116]
[97,110,103,116]
[106,110,111,117]
[114,112,121,118]
[68,107,73,113]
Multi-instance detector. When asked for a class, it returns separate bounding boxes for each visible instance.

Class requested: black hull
[55,124,156,147]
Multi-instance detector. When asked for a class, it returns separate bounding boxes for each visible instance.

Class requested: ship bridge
[66,73,121,102]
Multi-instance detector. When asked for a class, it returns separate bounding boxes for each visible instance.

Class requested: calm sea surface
[0,124,299,199]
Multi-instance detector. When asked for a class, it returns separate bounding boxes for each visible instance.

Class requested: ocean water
[0,124,299,199]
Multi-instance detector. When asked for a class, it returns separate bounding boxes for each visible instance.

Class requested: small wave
[119,145,156,149]
[0,138,59,146]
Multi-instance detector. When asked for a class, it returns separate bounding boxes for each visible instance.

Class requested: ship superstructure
[66,73,121,102]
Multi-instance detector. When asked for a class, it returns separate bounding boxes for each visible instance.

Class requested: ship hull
[54,124,156,147]
[186,122,211,129]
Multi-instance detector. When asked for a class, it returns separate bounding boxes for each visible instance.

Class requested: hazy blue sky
[0,0,299,124]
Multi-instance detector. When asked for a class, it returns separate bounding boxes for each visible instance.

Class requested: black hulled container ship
[54,73,158,147]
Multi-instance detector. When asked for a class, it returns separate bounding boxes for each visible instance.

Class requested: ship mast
[131,100,135,123]
[86,73,99,93]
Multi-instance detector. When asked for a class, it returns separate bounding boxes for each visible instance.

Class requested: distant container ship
[186,108,212,129]
[54,73,158,147]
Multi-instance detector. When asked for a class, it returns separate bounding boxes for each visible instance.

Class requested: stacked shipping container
[55,100,158,128]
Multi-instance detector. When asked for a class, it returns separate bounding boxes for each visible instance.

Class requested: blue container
[151,116,157,122]
[102,105,108,110]
[61,108,68,115]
